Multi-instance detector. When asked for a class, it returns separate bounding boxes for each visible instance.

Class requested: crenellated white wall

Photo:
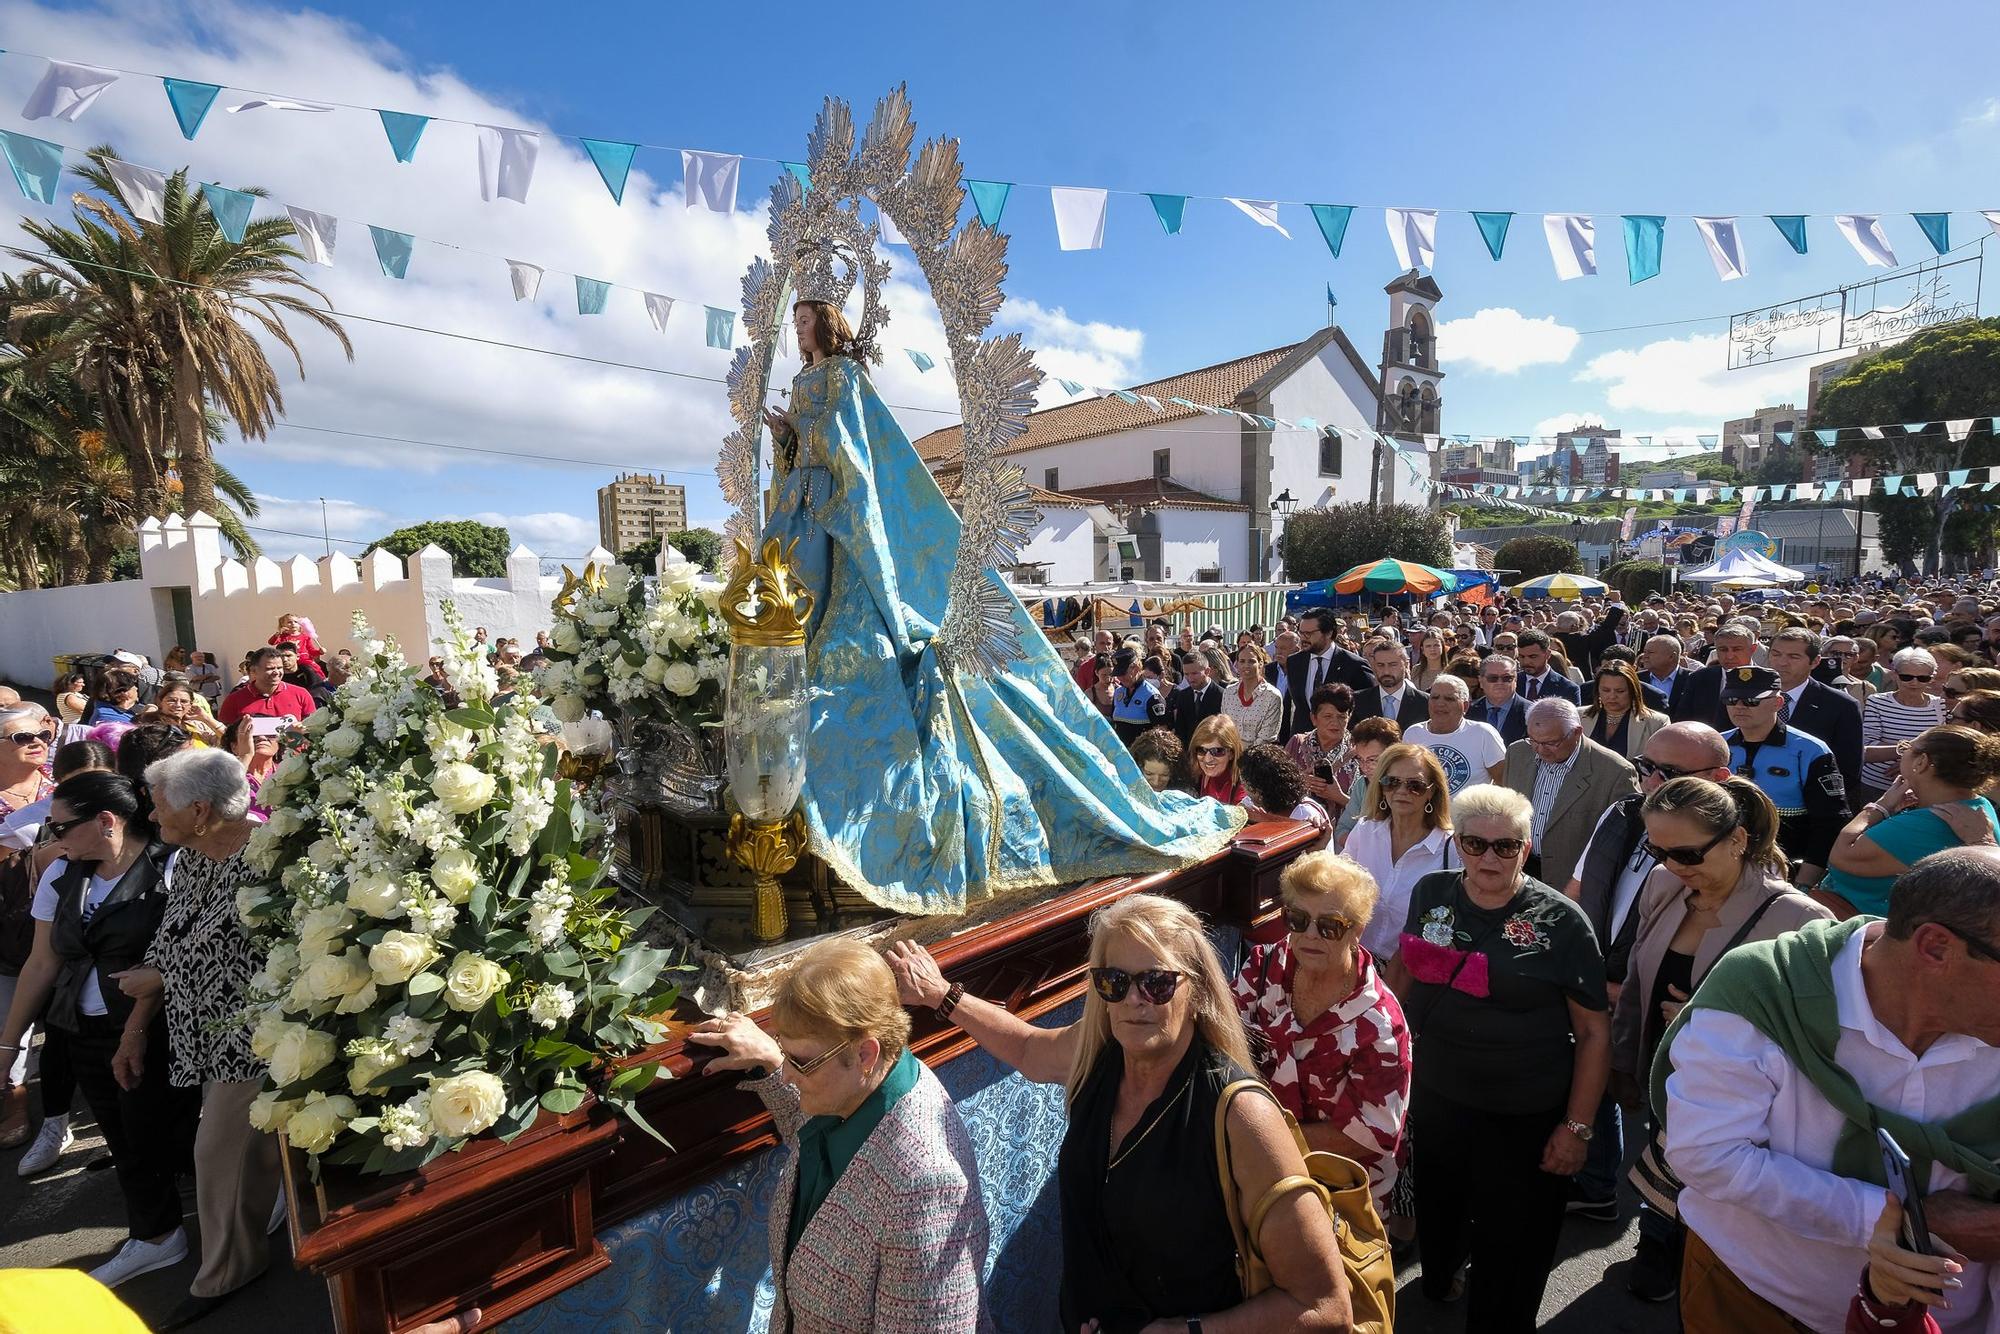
[0,512,598,688]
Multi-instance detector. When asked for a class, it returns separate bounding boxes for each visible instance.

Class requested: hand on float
[685,1012,784,1076]
[885,940,950,1009]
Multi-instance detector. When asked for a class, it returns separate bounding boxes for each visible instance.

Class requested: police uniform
[1720,666,1850,870]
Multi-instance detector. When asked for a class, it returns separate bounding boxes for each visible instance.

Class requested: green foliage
[1496,534,1583,581]
[1602,560,1668,601]
[673,526,725,572]
[616,542,660,575]
[106,545,140,581]
[1691,459,1742,484]
[1279,503,1453,581]
[365,520,512,578]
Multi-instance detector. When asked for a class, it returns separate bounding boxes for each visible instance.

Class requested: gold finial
[718,538,814,648]
[552,562,610,619]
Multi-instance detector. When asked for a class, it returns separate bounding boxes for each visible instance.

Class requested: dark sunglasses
[1940,924,2000,965]
[1900,673,1934,683]
[1282,906,1354,940]
[43,813,93,840]
[1377,775,1432,794]
[1456,833,1525,860]
[1643,826,1735,866]
[1089,966,1183,1005]
[780,1037,851,1076]
[6,729,53,747]
[1193,745,1231,759]
[1634,756,1702,782]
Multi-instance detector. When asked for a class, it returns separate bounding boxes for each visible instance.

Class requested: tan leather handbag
[1214,1078,1394,1334]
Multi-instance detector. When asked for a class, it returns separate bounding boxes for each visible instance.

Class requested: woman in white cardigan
[690,939,991,1333]
[1221,643,1284,747]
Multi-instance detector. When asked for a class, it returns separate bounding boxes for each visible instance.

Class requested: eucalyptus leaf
[540,1085,587,1115]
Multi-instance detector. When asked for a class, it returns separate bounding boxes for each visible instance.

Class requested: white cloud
[1531,411,1609,438]
[1574,333,1810,418]
[250,493,388,554]
[1964,97,2000,128]
[1437,307,1580,374]
[999,297,1145,404]
[458,510,599,557]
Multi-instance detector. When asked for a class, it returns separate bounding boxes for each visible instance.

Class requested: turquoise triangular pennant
[580,139,637,204]
[1147,193,1187,235]
[162,78,221,140]
[906,348,935,372]
[1309,204,1352,257]
[0,130,63,204]
[1950,468,1972,487]
[1769,215,1808,254]
[704,306,735,349]
[1326,283,1338,309]
[781,160,811,192]
[1622,215,1666,284]
[1814,428,1839,445]
[1699,434,1718,447]
[199,183,255,243]
[967,179,1010,228]
[1717,487,1737,502]
[1472,211,1513,260]
[1064,380,1091,397]
[1913,212,1950,255]
[378,110,429,164]
[576,276,610,315]
[368,225,413,279]
[1775,430,1794,445]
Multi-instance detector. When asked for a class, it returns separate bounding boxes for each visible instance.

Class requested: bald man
[0,686,19,710]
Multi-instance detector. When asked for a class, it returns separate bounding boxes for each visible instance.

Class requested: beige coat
[1578,706,1665,762]
[1610,860,1833,1076]
[1501,735,1639,892]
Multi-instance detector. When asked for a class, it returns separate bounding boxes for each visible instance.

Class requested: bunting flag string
[8,43,2000,283]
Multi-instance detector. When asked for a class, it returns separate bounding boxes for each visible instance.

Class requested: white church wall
[1011,414,1235,501]
[1154,509,1242,582]
[1014,504,1096,583]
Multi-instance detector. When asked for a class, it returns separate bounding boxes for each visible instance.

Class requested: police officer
[1719,665,1849,884]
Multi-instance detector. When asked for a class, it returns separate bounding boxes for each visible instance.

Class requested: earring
[1425,800,1435,815]
[193,826,210,838]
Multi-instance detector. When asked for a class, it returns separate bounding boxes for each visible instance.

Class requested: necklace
[0,773,43,810]
[1106,1069,1194,1179]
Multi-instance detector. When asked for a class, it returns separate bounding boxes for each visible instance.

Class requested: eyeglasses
[1634,756,1702,782]
[1642,826,1735,866]
[1942,686,1966,699]
[780,1037,852,1076]
[1939,924,2000,965]
[1376,775,1432,794]
[1194,745,1232,759]
[1900,673,1934,683]
[1724,694,1777,706]
[43,813,92,840]
[1282,906,1355,940]
[6,729,52,747]
[1089,966,1184,1005]
[1481,673,1512,683]
[1456,833,1526,860]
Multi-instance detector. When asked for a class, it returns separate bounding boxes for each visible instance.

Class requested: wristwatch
[934,982,965,1023]
[1564,1118,1594,1141]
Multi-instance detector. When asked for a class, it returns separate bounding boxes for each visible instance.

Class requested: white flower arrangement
[532,557,729,735]
[240,604,682,1176]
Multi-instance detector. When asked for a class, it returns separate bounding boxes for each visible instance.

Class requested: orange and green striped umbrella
[1330,559,1458,595]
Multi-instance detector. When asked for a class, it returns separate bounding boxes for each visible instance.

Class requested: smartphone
[248,715,286,738]
[1315,759,1335,783]
[1877,1127,1933,1256]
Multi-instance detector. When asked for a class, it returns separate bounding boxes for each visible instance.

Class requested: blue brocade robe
[762,356,1244,914]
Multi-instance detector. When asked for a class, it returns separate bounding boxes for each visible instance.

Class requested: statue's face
[793,304,818,356]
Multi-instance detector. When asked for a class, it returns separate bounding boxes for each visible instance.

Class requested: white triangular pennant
[1384,208,1436,269]
[877,208,907,246]
[643,292,675,333]
[1861,426,1885,439]
[681,150,741,213]
[284,206,336,266]
[1227,198,1290,238]
[227,97,334,114]
[21,60,117,122]
[1692,216,1747,281]
[104,159,167,225]
[476,126,539,203]
[1853,478,1874,498]
[1984,211,2000,241]
[1542,213,1597,279]
[1050,186,1108,251]
[506,259,543,301]
[1835,214,1898,268]
[1948,418,1976,442]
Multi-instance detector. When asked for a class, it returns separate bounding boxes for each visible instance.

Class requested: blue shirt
[1111,678,1163,726]
[1822,798,2000,915]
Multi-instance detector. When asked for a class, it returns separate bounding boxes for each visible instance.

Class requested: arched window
[1419,383,1440,435]
[1396,378,1420,433]
[1407,308,1434,368]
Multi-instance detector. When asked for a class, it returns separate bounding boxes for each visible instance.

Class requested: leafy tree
[1692,459,1742,484]
[1495,533,1583,582]
[1278,503,1453,582]
[1811,318,2000,575]
[1602,560,1668,601]
[616,541,661,575]
[672,526,725,572]
[365,520,512,578]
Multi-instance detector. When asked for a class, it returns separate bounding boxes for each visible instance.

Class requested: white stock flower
[443,952,509,1012]
[603,564,634,595]
[287,1090,358,1155]
[428,847,480,905]
[431,763,498,816]
[368,930,441,986]
[379,1096,433,1153]
[428,1071,507,1139]
[382,1014,440,1058]
[527,984,577,1031]
[345,1037,406,1096]
[269,1026,338,1086]
[321,726,365,760]
[660,662,701,697]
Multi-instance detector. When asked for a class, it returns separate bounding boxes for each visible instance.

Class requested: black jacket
[1165,680,1223,747]
[1785,678,1866,799]
[1670,662,1727,726]
[46,841,174,1032]
[1281,646,1375,740]
[1557,605,1627,677]
[1351,684,1431,730]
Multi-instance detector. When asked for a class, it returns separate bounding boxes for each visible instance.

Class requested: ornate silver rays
[720,87,1044,677]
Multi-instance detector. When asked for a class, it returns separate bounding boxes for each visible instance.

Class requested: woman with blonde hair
[689,938,989,1332]
[1187,713,1247,805]
[1343,742,1453,968]
[888,896,1352,1331]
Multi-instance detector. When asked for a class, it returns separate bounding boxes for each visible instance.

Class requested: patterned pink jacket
[745,1062,992,1333]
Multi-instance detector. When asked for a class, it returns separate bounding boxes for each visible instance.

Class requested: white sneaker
[87,1229,188,1289]
[16,1116,72,1176]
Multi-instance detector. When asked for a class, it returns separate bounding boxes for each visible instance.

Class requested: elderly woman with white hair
[112,748,277,1329]
[1859,646,1947,807]
[0,701,56,1147]
[889,896,1354,1332]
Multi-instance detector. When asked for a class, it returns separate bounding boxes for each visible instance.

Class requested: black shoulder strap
[1719,891,1786,958]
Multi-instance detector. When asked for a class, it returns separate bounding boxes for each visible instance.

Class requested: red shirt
[1232,938,1412,1203]
[217,681,317,727]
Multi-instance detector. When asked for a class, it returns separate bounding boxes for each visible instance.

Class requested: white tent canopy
[1680,546,1808,584]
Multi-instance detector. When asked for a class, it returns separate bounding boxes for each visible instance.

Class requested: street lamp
[1270,488,1299,517]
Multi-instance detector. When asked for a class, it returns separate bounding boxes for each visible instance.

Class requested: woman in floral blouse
[1384,783,1610,1334]
[1232,849,1410,1209]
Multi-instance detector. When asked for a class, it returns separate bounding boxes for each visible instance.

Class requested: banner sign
[1728,254,1982,369]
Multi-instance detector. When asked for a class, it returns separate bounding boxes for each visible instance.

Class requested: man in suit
[1502,696,1639,890]
[1514,629,1582,706]
[1766,625,1865,797]
[1281,606,1375,740]
[1669,621,1759,726]
[1350,640,1430,729]
[1163,653,1222,747]
[1555,602,1627,677]
[1639,633,1691,715]
[1474,651,1529,744]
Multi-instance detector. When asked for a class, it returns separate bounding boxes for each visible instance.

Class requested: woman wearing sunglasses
[1232,851,1410,1215]
[138,681,224,749]
[1344,742,1452,969]
[1610,776,1831,1301]
[1384,784,1609,1333]
[687,938,989,1333]
[0,704,58,1148]
[1859,648,1946,808]
[1821,725,2000,919]
[1186,714,1247,805]
[887,896,1351,1333]
[84,670,144,727]
[0,772,192,1289]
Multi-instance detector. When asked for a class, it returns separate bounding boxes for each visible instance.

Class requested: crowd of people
[9,581,2000,1332]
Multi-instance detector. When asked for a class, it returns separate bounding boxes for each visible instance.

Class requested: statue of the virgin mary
[756,297,1244,917]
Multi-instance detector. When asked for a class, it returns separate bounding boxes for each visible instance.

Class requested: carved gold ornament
[551,561,609,619]
[717,537,814,648]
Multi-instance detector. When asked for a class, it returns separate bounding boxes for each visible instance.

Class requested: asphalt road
[2,1098,1680,1333]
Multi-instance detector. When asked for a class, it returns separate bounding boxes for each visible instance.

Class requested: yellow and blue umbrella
[1511,572,1609,599]
[1330,559,1458,596]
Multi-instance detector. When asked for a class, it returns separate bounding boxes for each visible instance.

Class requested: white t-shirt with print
[1402,720,1507,793]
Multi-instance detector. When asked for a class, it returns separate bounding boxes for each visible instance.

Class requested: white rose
[660,560,702,595]
[286,1090,358,1155]
[552,694,588,723]
[583,608,621,630]
[640,654,671,684]
[302,708,336,737]
[247,1091,301,1134]
[303,948,373,1003]
[347,1046,406,1097]
[317,776,356,809]
[362,787,403,829]
[295,905,354,962]
[249,1008,296,1061]
[368,930,441,986]
[334,979,378,1015]
[305,836,341,869]
[344,693,383,724]
[428,846,480,905]
[346,872,406,919]
[321,726,365,759]
[269,1026,338,1087]
[661,662,701,697]
[271,751,311,789]
[431,763,497,816]
[603,564,634,595]
[551,620,582,654]
[442,952,509,1012]
[242,822,283,874]
[263,807,304,839]
[427,1071,507,1139]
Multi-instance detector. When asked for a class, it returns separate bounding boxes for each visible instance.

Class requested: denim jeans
[1575,1092,1624,1200]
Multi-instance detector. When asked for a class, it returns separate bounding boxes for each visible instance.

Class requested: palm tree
[7,145,350,521]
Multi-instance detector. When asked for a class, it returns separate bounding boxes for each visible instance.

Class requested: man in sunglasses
[215,647,316,728]
[1721,665,1849,887]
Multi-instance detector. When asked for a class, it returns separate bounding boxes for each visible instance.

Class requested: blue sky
[6,0,2000,559]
